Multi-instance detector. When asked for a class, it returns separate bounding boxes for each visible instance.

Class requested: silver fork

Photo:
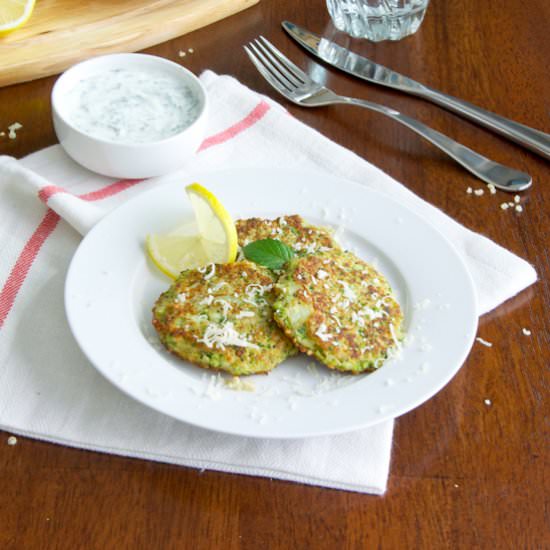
[244,37,532,192]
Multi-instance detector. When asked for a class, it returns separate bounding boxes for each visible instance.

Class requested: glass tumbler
[326,0,430,41]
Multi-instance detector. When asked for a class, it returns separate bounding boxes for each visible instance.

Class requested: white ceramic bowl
[51,53,207,179]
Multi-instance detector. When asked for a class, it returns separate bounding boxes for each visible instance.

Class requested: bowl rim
[51,53,208,149]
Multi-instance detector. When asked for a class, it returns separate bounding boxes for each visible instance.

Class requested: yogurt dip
[64,68,201,143]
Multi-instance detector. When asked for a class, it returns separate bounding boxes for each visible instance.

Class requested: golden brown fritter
[152,260,296,375]
[273,249,403,373]
[236,214,338,254]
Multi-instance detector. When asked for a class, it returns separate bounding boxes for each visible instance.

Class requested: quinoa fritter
[273,249,404,374]
[152,260,296,375]
[236,215,338,255]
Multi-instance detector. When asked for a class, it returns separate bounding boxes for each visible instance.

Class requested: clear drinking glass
[326,0,430,41]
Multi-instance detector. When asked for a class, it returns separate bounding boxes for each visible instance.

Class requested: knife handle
[416,87,550,160]
[342,97,532,192]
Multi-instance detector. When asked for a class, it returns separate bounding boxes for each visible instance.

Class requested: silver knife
[283,21,550,160]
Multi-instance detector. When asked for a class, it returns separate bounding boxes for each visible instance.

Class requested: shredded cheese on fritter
[197,322,258,350]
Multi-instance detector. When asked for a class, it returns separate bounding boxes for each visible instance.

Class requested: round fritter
[273,249,404,374]
[152,260,296,375]
[236,215,338,255]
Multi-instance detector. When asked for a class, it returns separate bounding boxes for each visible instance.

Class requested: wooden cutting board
[0,0,259,88]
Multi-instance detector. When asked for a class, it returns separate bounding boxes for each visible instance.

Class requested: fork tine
[253,38,305,88]
[248,42,294,94]
[248,42,295,91]
[258,36,311,84]
[244,44,293,96]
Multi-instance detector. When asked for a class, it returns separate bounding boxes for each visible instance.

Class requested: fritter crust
[236,214,337,255]
[152,260,296,375]
[272,249,403,373]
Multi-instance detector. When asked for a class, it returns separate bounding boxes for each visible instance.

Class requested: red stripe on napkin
[79,179,143,201]
[38,185,66,203]
[37,180,144,204]
[0,210,61,328]
[1,99,270,330]
[198,100,270,151]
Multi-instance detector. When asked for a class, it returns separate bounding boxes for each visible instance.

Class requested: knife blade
[282,21,550,160]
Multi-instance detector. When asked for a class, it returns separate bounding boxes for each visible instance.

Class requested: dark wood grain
[1,1,549,548]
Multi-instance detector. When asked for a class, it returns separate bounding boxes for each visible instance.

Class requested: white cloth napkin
[0,71,536,494]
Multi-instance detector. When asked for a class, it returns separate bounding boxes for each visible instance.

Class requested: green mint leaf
[242,239,295,270]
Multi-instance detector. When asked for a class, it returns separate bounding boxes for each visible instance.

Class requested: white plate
[65,168,478,438]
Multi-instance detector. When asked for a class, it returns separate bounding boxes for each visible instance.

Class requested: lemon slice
[146,184,238,278]
[0,0,36,36]
[186,183,238,264]
[146,223,208,279]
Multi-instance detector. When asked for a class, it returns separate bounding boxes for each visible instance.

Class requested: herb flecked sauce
[64,68,200,143]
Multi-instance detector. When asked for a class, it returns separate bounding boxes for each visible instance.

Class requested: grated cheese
[351,311,365,327]
[199,295,214,306]
[419,362,430,373]
[235,310,255,319]
[337,280,356,301]
[357,306,385,321]
[211,281,228,291]
[8,122,22,139]
[214,298,232,317]
[476,337,493,347]
[245,283,272,298]
[197,322,258,350]
[204,374,224,400]
[413,298,432,311]
[225,377,255,392]
[203,263,216,280]
[315,323,332,342]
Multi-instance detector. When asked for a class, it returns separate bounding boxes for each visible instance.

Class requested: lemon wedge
[0,0,36,36]
[146,183,238,278]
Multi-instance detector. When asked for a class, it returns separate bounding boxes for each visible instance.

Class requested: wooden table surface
[1,1,548,548]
